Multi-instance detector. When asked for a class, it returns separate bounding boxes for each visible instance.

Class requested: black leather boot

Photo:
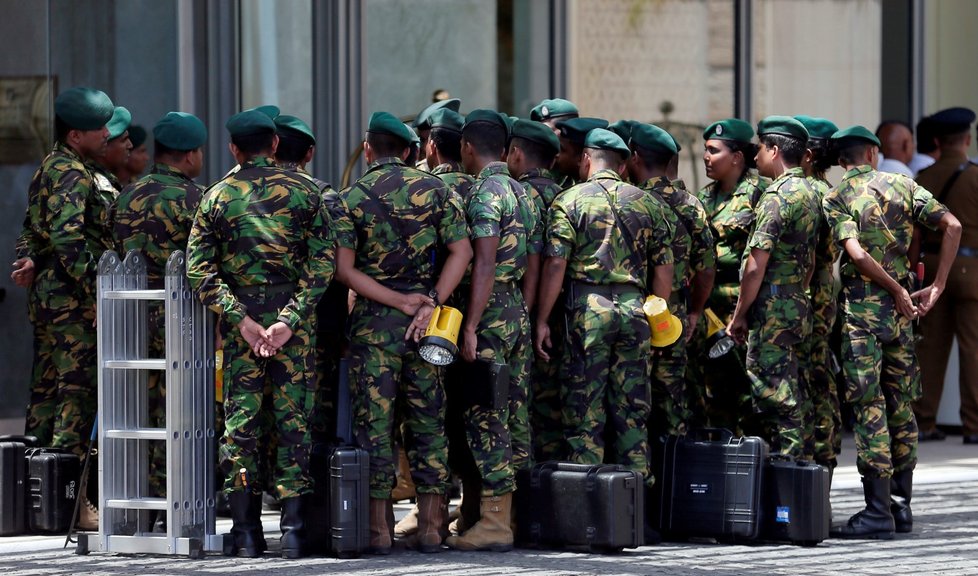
[890,470,913,533]
[223,491,267,557]
[831,477,895,540]
[279,496,308,558]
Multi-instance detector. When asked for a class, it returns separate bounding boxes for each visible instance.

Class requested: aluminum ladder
[77,250,222,558]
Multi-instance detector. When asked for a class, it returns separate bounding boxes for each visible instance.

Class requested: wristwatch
[428,288,440,307]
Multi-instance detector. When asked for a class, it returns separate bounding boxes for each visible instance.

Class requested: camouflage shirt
[823,165,947,283]
[808,176,838,283]
[746,167,820,286]
[519,167,564,215]
[547,168,675,290]
[331,156,469,292]
[89,162,123,199]
[186,156,334,330]
[697,172,768,276]
[641,177,689,293]
[16,142,113,303]
[466,161,532,281]
[671,178,717,277]
[112,163,204,286]
[431,161,476,200]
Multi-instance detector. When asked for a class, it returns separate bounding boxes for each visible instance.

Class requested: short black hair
[587,147,625,166]
[511,136,556,167]
[231,131,275,156]
[808,138,837,175]
[430,127,462,163]
[916,118,938,154]
[365,131,408,158]
[462,121,506,158]
[275,132,313,163]
[631,145,672,172]
[759,133,805,166]
[54,115,71,143]
[153,139,192,159]
[837,142,872,167]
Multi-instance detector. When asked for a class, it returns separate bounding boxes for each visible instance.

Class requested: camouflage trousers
[509,314,533,473]
[529,297,566,461]
[840,281,919,479]
[745,286,812,459]
[562,283,651,483]
[348,299,449,499]
[799,274,842,469]
[147,302,167,496]
[220,292,315,498]
[650,296,689,438]
[26,270,97,458]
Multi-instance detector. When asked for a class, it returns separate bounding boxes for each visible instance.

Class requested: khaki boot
[448,476,481,535]
[445,493,513,552]
[405,493,447,553]
[77,473,99,532]
[368,498,393,555]
[391,448,416,503]
[394,504,419,538]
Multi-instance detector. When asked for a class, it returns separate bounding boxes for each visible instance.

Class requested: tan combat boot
[394,504,419,538]
[391,448,416,503]
[405,492,447,553]
[444,493,513,552]
[368,498,393,555]
[77,473,99,532]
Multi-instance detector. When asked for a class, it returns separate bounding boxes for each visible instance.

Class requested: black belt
[758,283,805,296]
[715,267,740,285]
[236,282,296,297]
[568,281,643,298]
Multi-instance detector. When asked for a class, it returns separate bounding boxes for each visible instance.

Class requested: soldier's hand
[685,311,701,343]
[237,316,269,356]
[727,315,747,346]
[911,285,942,317]
[534,322,552,362]
[405,303,435,342]
[10,257,35,287]
[460,327,478,363]
[896,287,919,319]
[398,292,435,317]
[262,322,294,355]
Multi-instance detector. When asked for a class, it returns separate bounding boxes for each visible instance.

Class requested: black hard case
[0,441,27,536]
[516,461,644,553]
[26,448,80,533]
[650,429,767,542]
[760,456,830,546]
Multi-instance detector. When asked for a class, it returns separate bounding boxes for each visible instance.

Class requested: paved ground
[2,433,977,575]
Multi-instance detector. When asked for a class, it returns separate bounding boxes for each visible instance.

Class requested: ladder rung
[104,534,170,555]
[102,289,166,300]
[104,428,167,441]
[104,359,167,370]
[105,498,167,510]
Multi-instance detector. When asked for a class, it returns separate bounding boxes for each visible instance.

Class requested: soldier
[529,98,579,131]
[726,116,819,459]
[331,111,472,554]
[824,126,960,539]
[118,124,149,186]
[186,109,334,558]
[413,98,461,171]
[424,108,475,195]
[794,115,844,476]
[552,117,608,189]
[535,129,674,487]
[113,111,207,530]
[629,122,716,437]
[914,107,978,445]
[442,110,531,552]
[90,106,133,198]
[13,87,114,530]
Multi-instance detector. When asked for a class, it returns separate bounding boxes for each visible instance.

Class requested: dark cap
[703,118,753,144]
[414,98,461,130]
[608,119,637,142]
[630,123,678,155]
[106,106,132,140]
[366,111,414,144]
[556,117,609,146]
[929,107,976,136]
[249,105,280,119]
[584,128,630,159]
[154,112,207,151]
[511,119,560,156]
[757,115,809,141]
[406,124,421,147]
[530,98,579,123]
[463,109,508,131]
[54,87,114,131]
[226,109,276,137]
[793,115,838,140]
[274,115,316,145]
[831,125,881,148]
[129,125,147,148]
[428,108,465,133]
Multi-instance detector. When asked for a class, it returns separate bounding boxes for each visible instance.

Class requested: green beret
[584,128,631,159]
[930,107,976,135]
[405,124,421,146]
[757,115,809,141]
[226,109,276,138]
[274,114,315,145]
[54,87,114,131]
[608,119,637,142]
[830,125,881,148]
[630,123,678,155]
[154,112,207,151]
[248,104,280,119]
[670,134,682,153]
[556,117,609,146]
[463,109,508,130]
[366,111,413,144]
[511,119,560,156]
[793,115,838,140]
[414,98,461,129]
[505,115,519,137]
[128,125,147,148]
[106,106,132,140]
[703,118,753,144]
[530,98,579,122]
[428,109,465,133]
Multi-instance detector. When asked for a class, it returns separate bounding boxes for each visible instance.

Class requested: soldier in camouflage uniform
[90,106,133,200]
[824,126,960,539]
[629,123,716,438]
[727,117,819,459]
[535,128,675,485]
[413,98,461,171]
[690,119,768,431]
[442,110,531,552]
[113,111,207,527]
[425,108,475,197]
[553,117,609,189]
[794,115,844,475]
[330,111,472,554]
[13,87,113,533]
[507,119,566,461]
[186,109,334,558]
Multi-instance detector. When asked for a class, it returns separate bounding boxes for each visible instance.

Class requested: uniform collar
[431,160,464,175]
[477,161,510,179]
[842,164,874,181]
[589,168,622,183]
[151,162,192,180]
[241,155,275,170]
[366,156,405,173]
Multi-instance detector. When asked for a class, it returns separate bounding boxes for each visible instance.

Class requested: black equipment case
[759,456,830,546]
[516,461,644,553]
[650,429,767,542]
[26,448,80,533]
[0,440,28,536]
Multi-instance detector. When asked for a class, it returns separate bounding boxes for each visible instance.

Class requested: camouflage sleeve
[909,180,948,231]
[327,187,358,250]
[186,187,248,325]
[278,196,335,330]
[180,183,204,240]
[648,199,676,267]
[822,188,859,244]
[466,181,502,240]
[49,168,100,300]
[439,187,471,245]
[747,193,784,252]
[689,203,716,272]
[545,195,574,260]
[518,186,543,255]
[15,218,39,260]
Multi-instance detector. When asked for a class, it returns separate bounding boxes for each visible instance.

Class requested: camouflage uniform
[822,166,947,479]
[331,156,468,499]
[431,161,476,200]
[742,167,819,458]
[449,161,530,496]
[546,168,674,481]
[113,162,204,494]
[186,156,334,498]
[690,173,767,430]
[519,168,567,461]
[16,142,113,456]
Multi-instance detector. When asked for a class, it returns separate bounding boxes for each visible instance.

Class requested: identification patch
[776,505,790,523]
